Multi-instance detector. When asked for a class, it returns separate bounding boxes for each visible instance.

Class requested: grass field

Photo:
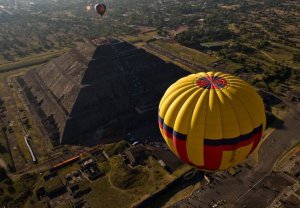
[122,33,220,71]
[84,155,176,208]
[36,149,186,208]
[0,123,14,170]
[0,65,53,168]
[143,46,196,73]
[0,67,47,170]
[120,31,157,44]
[5,76,38,163]
[0,171,37,207]
[0,70,29,168]
[86,176,135,208]
[9,80,52,162]
[148,39,245,74]
[162,181,201,208]
[228,23,240,34]
[0,50,68,72]
[152,39,220,67]
[121,33,244,74]
[296,188,300,196]
[223,61,244,73]
[248,42,300,69]
[264,42,300,68]
[103,140,129,157]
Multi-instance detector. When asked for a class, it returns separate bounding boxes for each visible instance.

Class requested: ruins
[18,39,188,145]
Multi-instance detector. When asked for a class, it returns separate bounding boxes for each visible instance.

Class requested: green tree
[0,167,8,181]
[293,52,300,62]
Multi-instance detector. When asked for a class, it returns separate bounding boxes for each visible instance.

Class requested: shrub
[0,168,8,181]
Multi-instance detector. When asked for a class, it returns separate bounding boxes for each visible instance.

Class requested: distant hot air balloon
[95,3,106,16]
[86,4,91,11]
[158,72,266,171]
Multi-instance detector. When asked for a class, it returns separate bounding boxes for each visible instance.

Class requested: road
[0,7,13,15]
[172,101,300,208]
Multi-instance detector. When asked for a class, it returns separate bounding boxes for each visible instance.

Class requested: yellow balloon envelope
[158,72,266,171]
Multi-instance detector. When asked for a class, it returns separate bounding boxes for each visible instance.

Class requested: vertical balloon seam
[181,88,200,163]
[159,85,194,154]
[172,87,199,164]
[214,89,224,169]
[164,98,180,155]
[226,87,243,166]
[200,89,210,167]
[218,88,241,168]
[167,87,196,159]
[189,89,208,167]
[159,101,173,154]
[216,89,227,169]
[228,88,256,164]
[201,89,210,170]
[236,86,259,127]
[230,89,250,165]
[221,86,239,165]
[185,89,203,166]
[159,85,188,119]
[160,84,195,109]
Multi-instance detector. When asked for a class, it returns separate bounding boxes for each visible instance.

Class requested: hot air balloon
[86,4,91,12]
[158,72,266,171]
[95,3,106,16]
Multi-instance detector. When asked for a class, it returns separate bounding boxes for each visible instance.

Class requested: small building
[36,187,46,200]
[282,194,300,208]
[289,90,300,103]
[43,171,58,181]
[87,166,104,181]
[79,157,95,168]
[150,146,183,173]
[90,148,106,162]
[123,144,149,167]
[69,184,79,194]
[158,160,166,168]
[71,198,87,208]
[43,176,67,199]
[80,158,104,181]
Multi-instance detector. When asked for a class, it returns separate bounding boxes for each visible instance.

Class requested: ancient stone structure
[18,39,188,145]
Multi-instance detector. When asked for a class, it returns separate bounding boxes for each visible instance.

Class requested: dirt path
[260,50,275,62]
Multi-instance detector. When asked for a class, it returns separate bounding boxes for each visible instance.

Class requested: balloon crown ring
[195,75,228,90]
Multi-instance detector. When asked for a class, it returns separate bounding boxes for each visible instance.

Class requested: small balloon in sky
[95,3,106,16]
[86,4,91,11]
